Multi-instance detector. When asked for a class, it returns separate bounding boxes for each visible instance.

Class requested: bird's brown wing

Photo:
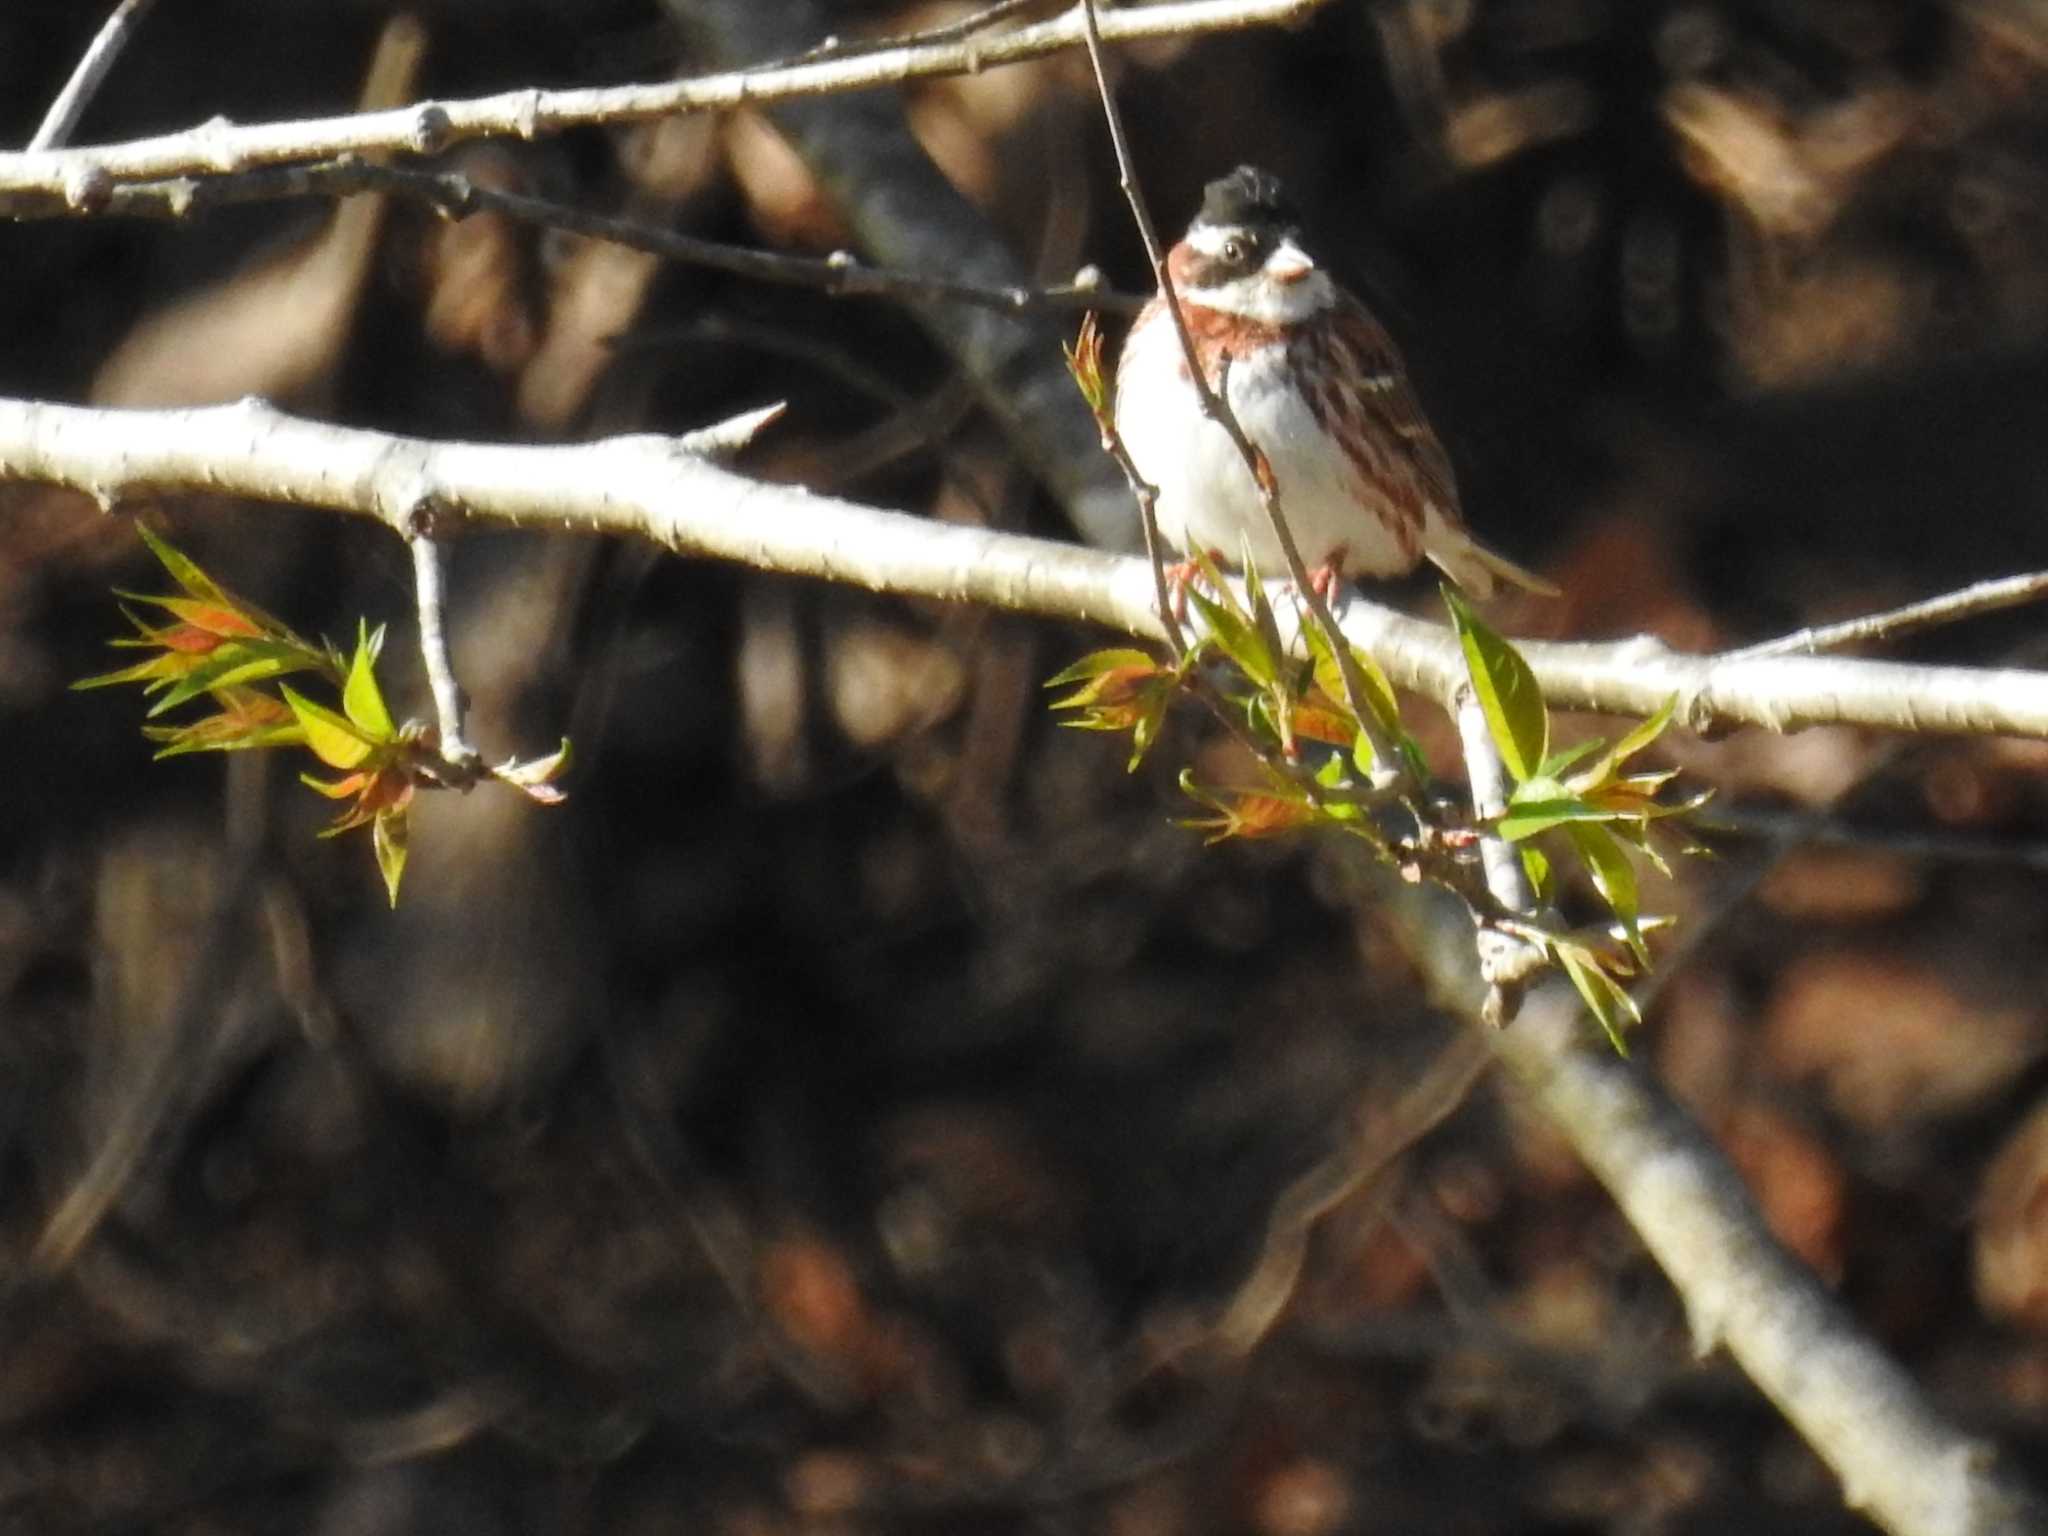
[1327,292,1462,518]
[1324,295,1557,596]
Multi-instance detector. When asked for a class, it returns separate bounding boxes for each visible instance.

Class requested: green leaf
[72,650,192,691]
[1571,695,1677,793]
[1351,726,1377,776]
[1046,649,1179,770]
[1554,941,1639,1055]
[1605,694,1678,766]
[1537,736,1606,780]
[134,520,237,609]
[1566,822,1646,964]
[373,808,409,907]
[115,591,265,640]
[145,638,321,716]
[1444,585,1546,782]
[1062,313,1108,418]
[1519,842,1554,902]
[1044,647,1160,690]
[301,769,368,804]
[1127,690,1172,770]
[1246,689,1285,752]
[1185,583,1276,689]
[280,683,377,771]
[146,687,304,757]
[342,621,395,739]
[1497,796,1607,842]
[1301,614,1403,743]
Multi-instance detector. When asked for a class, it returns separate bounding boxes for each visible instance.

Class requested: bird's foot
[1306,547,1348,605]
[1160,551,1225,624]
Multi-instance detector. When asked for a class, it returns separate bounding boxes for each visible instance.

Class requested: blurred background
[5,1,2048,1531]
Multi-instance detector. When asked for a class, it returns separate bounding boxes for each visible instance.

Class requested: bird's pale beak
[1266,240,1314,285]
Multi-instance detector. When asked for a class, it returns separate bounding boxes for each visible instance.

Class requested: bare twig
[1730,570,2048,658]
[408,531,479,774]
[1092,415,1184,658]
[27,0,158,153]
[1204,1027,1493,1359]
[0,0,1336,213]
[1698,802,2048,869]
[1066,314,1186,657]
[93,154,1143,317]
[757,0,1054,71]
[12,395,2048,740]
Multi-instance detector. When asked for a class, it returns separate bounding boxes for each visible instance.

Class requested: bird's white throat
[1182,262,1336,327]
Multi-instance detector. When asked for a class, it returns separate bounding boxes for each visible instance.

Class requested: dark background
[5,2,2048,1532]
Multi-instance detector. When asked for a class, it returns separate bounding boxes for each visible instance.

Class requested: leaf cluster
[1051,574,1707,1052]
[76,525,569,905]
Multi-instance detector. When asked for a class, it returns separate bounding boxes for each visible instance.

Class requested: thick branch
[0,0,1331,214]
[8,396,2048,740]
[1389,882,2043,1535]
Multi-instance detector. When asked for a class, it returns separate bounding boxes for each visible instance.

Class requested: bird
[1113,165,1554,600]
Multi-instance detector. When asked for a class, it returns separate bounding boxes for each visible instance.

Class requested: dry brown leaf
[1976,1096,2048,1328]
[1719,1103,1847,1281]
[1765,948,2043,1129]
[1756,847,1923,922]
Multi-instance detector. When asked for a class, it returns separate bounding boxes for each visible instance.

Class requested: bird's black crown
[1196,165,1300,231]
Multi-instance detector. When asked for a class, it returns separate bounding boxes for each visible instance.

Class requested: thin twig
[754,0,1053,72]
[1203,1026,1493,1359]
[408,531,480,775]
[27,0,158,153]
[1730,570,2048,659]
[1071,317,1186,657]
[0,0,1336,212]
[99,154,1142,317]
[1696,801,2048,870]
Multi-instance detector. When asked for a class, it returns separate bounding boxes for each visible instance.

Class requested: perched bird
[1114,165,1554,599]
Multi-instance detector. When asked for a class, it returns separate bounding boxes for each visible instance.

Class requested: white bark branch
[1325,592,2048,739]
[0,0,1332,213]
[1425,953,2043,1535]
[408,532,477,771]
[6,395,2047,743]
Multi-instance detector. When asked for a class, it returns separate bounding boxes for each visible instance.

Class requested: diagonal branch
[1382,875,2045,1536]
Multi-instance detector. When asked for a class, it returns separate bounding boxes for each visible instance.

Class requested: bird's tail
[1427,531,1559,600]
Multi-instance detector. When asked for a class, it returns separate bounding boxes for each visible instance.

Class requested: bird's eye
[1221,237,1247,265]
